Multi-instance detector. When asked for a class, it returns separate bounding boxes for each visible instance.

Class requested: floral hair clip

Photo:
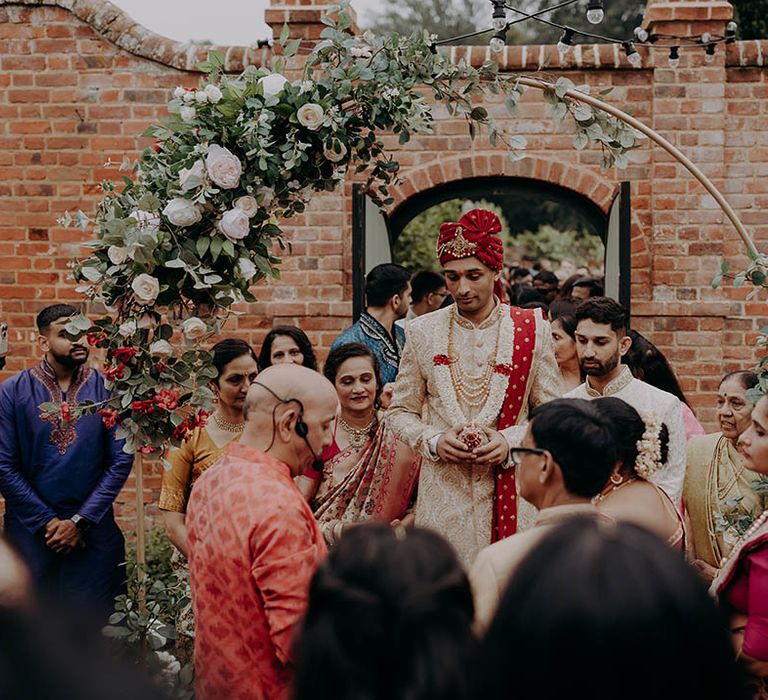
[635,412,663,479]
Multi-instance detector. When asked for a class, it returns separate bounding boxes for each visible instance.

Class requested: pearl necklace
[213,412,244,433]
[339,415,377,448]
[447,306,502,409]
[718,510,768,568]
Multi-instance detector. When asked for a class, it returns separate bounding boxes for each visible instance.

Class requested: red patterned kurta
[187,442,327,700]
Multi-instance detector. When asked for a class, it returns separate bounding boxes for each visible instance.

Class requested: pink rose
[217,208,250,241]
[205,144,242,190]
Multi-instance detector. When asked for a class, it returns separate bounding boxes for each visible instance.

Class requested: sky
[111,0,378,45]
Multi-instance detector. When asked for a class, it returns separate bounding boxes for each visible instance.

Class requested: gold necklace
[447,306,502,409]
[213,411,244,433]
[593,476,638,504]
[339,415,377,447]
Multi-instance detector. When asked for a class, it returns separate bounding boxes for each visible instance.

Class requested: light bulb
[623,42,642,68]
[726,21,737,33]
[586,8,604,23]
[492,17,507,30]
[668,46,680,69]
[490,35,506,54]
[557,41,572,59]
[700,32,711,44]
[705,44,716,63]
[557,28,575,60]
[491,1,507,31]
[633,26,649,43]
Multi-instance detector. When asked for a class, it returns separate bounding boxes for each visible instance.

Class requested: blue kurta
[330,312,405,385]
[0,359,133,615]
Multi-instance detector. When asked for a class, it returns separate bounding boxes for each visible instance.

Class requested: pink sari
[310,420,421,545]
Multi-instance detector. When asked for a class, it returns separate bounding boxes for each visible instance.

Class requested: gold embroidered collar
[585,364,634,397]
[452,299,502,331]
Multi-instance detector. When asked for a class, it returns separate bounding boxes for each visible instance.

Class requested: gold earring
[610,472,623,486]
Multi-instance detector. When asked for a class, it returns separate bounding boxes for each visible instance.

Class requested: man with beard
[331,263,412,385]
[564,297,686,504]
[0,304,132,618]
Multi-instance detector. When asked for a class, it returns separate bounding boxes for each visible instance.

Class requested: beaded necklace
[213,412,244,433]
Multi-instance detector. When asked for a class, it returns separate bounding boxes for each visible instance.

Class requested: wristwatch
[71,514,91,532]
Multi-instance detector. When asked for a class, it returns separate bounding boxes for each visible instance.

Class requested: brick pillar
[640,0,735,410]
[264,0,360,43]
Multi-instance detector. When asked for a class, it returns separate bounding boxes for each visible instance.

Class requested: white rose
[234,195,259,218]
[179,160,205,192]
[149,340,173,356]
[323,141,347,163]
[296,103,324,131]
[182,316,208,340]
[174,86,186,99]
[136,312,159,330]
[256,186,275,208]
[204,84,223,103]
[237,257,257,281]
[217,208,250,241]
[195,90,208,104]
[179,105,196,123]
[118,320,137,338]
[131,273,160,304]
[205,144,242,190]
[128,209,160,231]
[182,91,195,103]
[295,80,314,95]
[107,246,129,265]
[162,198,202,227]
[259,73,288,98]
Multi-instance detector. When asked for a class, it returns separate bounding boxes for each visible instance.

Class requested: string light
[704,43,716,63]
[623,41,642,68]
[725,21,737,42]
[557,27,575,59]
[490,27,507,53]
[586,0,604,25]
[491,0,507,31]
[633,26,649,43]
[668,46,680,68]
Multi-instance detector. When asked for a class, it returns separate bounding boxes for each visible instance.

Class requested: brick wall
[1,0,766,531]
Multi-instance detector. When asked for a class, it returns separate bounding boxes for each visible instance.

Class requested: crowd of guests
[1,254,768,700]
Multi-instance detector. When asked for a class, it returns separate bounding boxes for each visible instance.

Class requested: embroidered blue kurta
[331,312,406,385]
[0,360,133,614]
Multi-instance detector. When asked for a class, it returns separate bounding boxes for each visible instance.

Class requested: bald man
[186,365,338,700]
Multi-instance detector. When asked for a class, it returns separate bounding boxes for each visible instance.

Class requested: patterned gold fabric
[387,303,562,566]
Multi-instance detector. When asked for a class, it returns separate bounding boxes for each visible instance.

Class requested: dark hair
[558,273,582,299]
[209,338,258,385]
[410,271,446,303]
[520,301,548,314]
[533,270,559,287]
[510,267,532,282]
[593,397,670,478]
[293,523,475,700]
[477,519,748,700]
[575,297,629,335]
[510,285,546,307]
[365,263,411,308]
[720,370,759,392]
[572,276,604,297]
[549,299,580,340]
[258,326,318,371]
[36,304,78,334]
[529,399,617,499]
[623,330,689,406]
[323,342,383,406]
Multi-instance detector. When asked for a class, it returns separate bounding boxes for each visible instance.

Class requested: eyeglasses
[508,447,547,466]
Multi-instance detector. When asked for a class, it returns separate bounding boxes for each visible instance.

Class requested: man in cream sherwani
[387,209,561,566]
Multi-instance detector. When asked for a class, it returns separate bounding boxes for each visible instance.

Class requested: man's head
[242,364,338,476]
[36,304,88,369]
[574,297,631,379]
[571,277,604,300]
[409,271,448,316]
[365,264,412,320]
[513,398,617,509]
[437,209,504,315]
[532,270,559,305]
[510,267,533,286]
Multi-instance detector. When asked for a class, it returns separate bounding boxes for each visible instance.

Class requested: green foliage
[511,224,604,269]
[732,0,768,39]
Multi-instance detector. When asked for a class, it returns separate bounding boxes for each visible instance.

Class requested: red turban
[436,209,504,271]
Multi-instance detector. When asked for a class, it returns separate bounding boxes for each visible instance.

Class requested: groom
[387,209,561,565]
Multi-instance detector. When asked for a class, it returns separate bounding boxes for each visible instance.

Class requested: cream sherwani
[387,303,561,566]
[565,365,687,505]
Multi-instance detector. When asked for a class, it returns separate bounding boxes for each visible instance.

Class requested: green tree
[511,224,603,270]
[732,0,768,39]
[393,200,463,271]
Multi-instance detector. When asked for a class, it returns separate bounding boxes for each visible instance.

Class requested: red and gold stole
[492,307,537,542]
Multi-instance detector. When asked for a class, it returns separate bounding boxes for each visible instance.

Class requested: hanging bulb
[586,0,604,24]
[490,28,507,54]
[491,0,507,31]
[623,42,642,68]
[633,26,649,43]
[557,28,575,60]
[704,43,716,63]
[725,21,737,42]
[668,46,680,69]
[700,32,711,44]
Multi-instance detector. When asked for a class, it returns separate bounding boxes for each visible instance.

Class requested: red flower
[99,408,120,430]
[172,422,191,442]
[493,363,515,377]
[155,360,168,374]
[139,445,159,454]
[60,402,73,424]
[112,347,137,364]
[131,399,156,414]
[433,354,453,366]
[192,410,209,428]
[104,363,126,381]
[153,141,161,152]
[155,388,179,411]
[86,332,106,347]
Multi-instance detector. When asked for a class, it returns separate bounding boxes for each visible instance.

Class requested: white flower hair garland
[635,412,663,479]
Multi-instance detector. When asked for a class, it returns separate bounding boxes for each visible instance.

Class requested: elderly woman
[685,371,766,578]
